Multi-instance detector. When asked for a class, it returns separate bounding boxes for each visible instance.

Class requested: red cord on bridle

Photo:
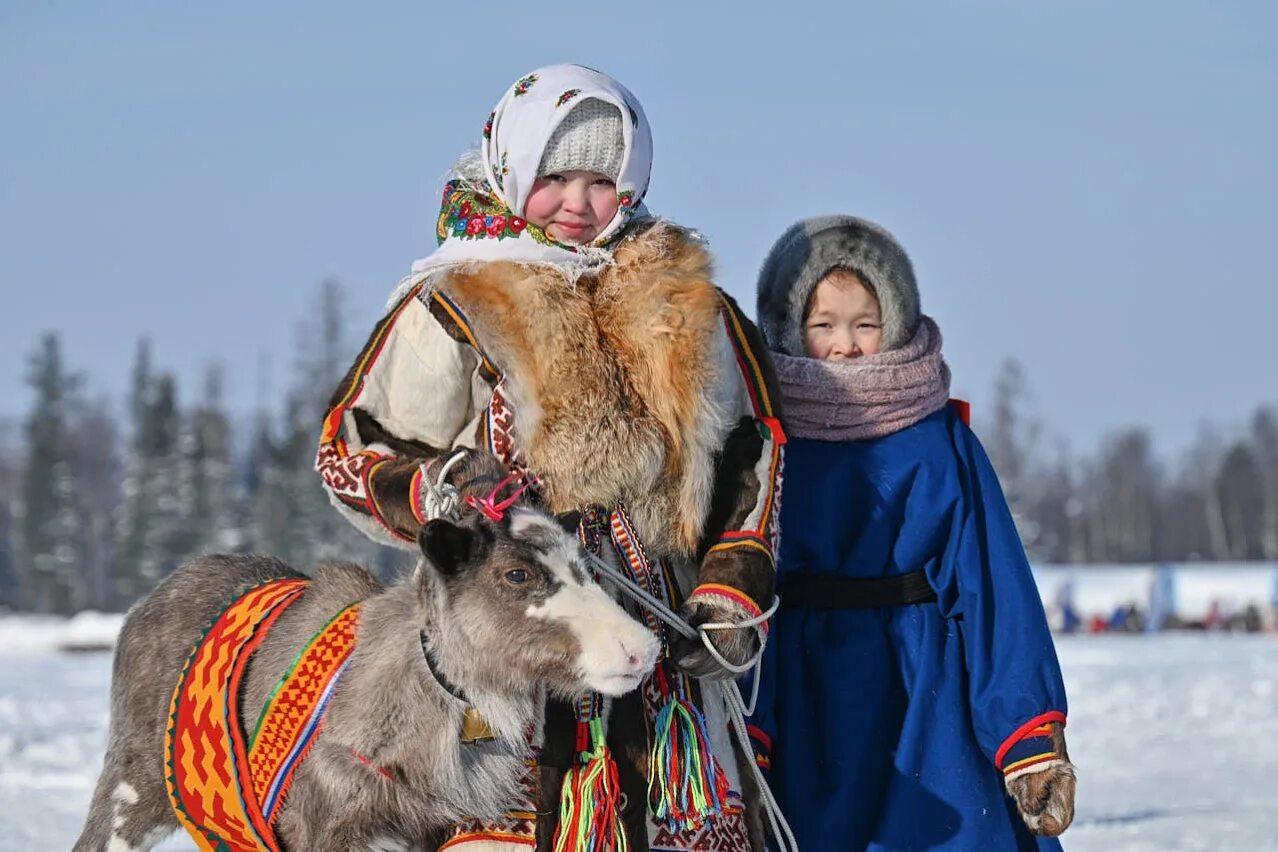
[464,473,530,521]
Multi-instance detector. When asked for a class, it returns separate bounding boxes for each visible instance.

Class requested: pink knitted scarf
[772,316,952,441]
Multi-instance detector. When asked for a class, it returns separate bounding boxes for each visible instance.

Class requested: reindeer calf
[75,510,658,852]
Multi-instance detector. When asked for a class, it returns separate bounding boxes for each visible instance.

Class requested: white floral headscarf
[405,64,654,284]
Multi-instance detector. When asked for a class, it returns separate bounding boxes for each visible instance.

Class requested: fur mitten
[670,590,762,681]
[1003,720,1076,836]
[414,449,514,524]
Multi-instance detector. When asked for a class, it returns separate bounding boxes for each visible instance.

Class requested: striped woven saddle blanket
[163,577,361,852]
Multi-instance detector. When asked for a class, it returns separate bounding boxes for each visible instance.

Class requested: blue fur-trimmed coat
[749,405,1067,850]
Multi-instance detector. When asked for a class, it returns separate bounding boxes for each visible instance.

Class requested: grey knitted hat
[538,98,625,182]
[756,215,920,356]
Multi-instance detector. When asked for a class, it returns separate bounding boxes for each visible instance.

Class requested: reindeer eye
[504,569,530,585]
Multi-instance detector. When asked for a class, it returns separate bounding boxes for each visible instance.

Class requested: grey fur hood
[756,215,920,356]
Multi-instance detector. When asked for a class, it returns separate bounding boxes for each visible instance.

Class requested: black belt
[779,570,937,610]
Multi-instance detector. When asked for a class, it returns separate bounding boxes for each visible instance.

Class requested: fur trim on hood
[756,215,920,355]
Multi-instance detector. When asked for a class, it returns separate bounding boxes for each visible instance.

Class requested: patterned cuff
[686,583,767,636]
[409,465,428,526]
[996,711,1066,781]
[706,531,775,563]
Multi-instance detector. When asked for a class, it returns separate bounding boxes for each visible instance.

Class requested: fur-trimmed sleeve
[686,290,786,618]
[314,283,499,547]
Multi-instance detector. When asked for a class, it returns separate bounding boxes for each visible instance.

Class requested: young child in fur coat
[316,64,783,851]
[747,216,1076,850]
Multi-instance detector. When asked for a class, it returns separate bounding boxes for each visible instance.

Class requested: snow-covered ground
[0,622,1274,851]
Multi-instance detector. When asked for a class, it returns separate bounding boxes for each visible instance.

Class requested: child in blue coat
[749,216,1076,850]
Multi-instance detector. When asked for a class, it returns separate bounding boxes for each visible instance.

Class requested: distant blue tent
[1146,564,1176,632]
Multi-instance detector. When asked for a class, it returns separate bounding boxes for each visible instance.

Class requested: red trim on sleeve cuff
[363,456,414,543]
[687,583,768,636]
[409,466,427,526]
[994,710,1066,769]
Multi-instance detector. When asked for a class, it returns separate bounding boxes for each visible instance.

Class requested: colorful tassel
[553,717,628,852]
[646,666,730,832]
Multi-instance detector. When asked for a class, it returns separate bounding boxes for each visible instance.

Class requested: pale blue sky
[3,2,1275,458]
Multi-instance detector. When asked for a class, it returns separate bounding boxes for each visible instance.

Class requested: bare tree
[1028,440,1078,563]
[1216,441,1265,559]
[1081,429,1161,562]
[1182,425,1229,560]
[983,358,1045,556]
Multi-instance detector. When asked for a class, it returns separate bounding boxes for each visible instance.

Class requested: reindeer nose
[620,635,659,673]
[620,641,643,671]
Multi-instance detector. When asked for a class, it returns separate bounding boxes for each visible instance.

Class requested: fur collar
[435,221,734,556]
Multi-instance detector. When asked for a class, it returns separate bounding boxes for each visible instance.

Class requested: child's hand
[1004,722,1076,836]
[670,598,761,681]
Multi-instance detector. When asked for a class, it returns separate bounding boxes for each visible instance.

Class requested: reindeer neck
[416,595,540,745]
[321,584,534,823]
[339,584,535,750]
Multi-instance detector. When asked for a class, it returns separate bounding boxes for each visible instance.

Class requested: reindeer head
[415,509,659,698]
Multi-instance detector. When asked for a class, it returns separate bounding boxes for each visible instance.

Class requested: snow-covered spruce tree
[247,279,399,576]
[114,341,186,603]
[19,333,84,614]
[186,365,240,555]
[300,282,402,577]
[137,374,184,591]
[248,391,317,566]
[66,396,123,610]
[114,339,153,601]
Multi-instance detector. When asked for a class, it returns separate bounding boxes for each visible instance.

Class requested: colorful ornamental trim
[996,711,1067,778]
[707,531,774,565]
[686,583,767,636]
[164,579,361,851]
[165,578,308,852]
[435,182,571,250]
[716,293,778,423]
[248,601,362,825]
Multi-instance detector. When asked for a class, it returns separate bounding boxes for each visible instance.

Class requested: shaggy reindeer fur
[74,511,657,852]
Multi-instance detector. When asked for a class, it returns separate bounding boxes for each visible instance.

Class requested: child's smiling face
[803,270,883,361]
[524,170,620,244]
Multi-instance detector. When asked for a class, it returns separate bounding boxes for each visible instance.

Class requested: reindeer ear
[418,519,480,576]
[555,510,583,536]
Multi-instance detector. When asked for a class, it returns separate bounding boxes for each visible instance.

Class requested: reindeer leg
[73,747,177,852]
